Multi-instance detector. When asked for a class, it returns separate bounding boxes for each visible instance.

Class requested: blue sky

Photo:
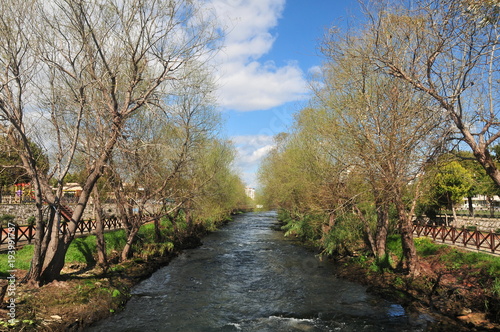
[210,0,362,188]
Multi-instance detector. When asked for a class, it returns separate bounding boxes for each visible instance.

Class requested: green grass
[0,228,129,277]
[386,234,500,282]
[386,234,403,259]
[439,246,500,276]
[387,235,445,258]
[413,237,443,257]
[0,244,34,274]
[0,218,184,277]
[0,215,224,277]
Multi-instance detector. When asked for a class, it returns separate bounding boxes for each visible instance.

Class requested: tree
[0,0,221,284]
[365,0,500,190]
[106,65,226,260]
[315,26,447,274]
[429,160,474,223]
[454,151,499,217]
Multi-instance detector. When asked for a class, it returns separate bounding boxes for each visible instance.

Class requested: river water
[88,211,434,331]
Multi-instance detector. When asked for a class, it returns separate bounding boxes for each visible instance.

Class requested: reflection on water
[88,211,433,331]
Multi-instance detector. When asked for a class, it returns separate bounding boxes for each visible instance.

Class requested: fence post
[14,224,18,245]
[28,225,33,244]
[491,230,495,253]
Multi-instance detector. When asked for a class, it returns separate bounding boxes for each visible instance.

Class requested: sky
[209,0,363,188]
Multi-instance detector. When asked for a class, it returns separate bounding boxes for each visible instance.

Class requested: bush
[322,213,363,256]
[26,216,36,226]
[281,212,321,243]
[0,214,15,227]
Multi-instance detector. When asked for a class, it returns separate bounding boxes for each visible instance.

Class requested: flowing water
[88,211,434,331]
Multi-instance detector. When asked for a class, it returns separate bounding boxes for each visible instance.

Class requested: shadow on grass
[62,240,97,278]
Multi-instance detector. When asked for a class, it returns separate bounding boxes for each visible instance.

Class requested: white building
[245,187,255,200]
[462,195,500,210]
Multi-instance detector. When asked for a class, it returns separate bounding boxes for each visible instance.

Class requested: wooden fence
[0,217,123,248]
[413,224,500,254]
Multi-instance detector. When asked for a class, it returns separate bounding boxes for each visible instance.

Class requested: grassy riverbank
[0,217,226,331]
[333,235,500,331]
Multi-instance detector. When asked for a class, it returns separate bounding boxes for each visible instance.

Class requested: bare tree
[0,0,221,284]
[318,27,447,274]
[108,65,222,260]
[365,0,500,187]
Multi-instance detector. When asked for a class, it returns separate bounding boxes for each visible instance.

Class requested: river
[88,211,434,331]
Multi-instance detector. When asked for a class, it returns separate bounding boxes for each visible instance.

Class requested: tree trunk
[400,217,419,275]
[354,206,377,255]
[154,217,163,243]
[22,181,50,285]
[467,196,474,217]
[374,199,389,260]
[121,226,139,261]
[488,196,495,218]
[39,240,69,282]
[92,187,107,267]
[395,197,420,276]
[452,206,458,228]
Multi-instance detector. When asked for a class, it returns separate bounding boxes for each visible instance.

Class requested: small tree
[429,160,474,223]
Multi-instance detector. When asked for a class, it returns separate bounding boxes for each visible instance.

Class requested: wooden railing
[0,217,123,248]
[413,224,500,254]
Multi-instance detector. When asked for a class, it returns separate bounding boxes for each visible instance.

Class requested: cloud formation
[231,135,275,186]
[210,0,309,111]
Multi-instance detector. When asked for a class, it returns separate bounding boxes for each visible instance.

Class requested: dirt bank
[2,223,499,331]
[333,246,500,331]
[0,231,205,331]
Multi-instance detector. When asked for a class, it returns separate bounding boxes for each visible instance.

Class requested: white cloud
[231,135,275,186]
[210,0,309,111]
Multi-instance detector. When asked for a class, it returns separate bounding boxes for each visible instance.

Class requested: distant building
[245,187,255,200]
[462,195,500,210]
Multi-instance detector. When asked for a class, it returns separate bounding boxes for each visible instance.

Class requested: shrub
[0,214,15,227]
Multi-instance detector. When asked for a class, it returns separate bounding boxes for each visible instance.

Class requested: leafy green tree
[454,151,500,217]
[428,161,474,222]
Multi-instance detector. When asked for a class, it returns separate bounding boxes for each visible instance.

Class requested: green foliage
[281,212,320,242]
[0,214,15,226]
[386,234,403,259]
[26,216,36,225]
[321,213,363,256]
[0,135,49,190]
[492,278,500,297]
[0,318,35,328]
[431,161,474,209]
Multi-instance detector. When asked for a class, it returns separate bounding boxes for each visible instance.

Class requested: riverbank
[0,224,209,331]
[331,240,500,331]
[2,213,500,331]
